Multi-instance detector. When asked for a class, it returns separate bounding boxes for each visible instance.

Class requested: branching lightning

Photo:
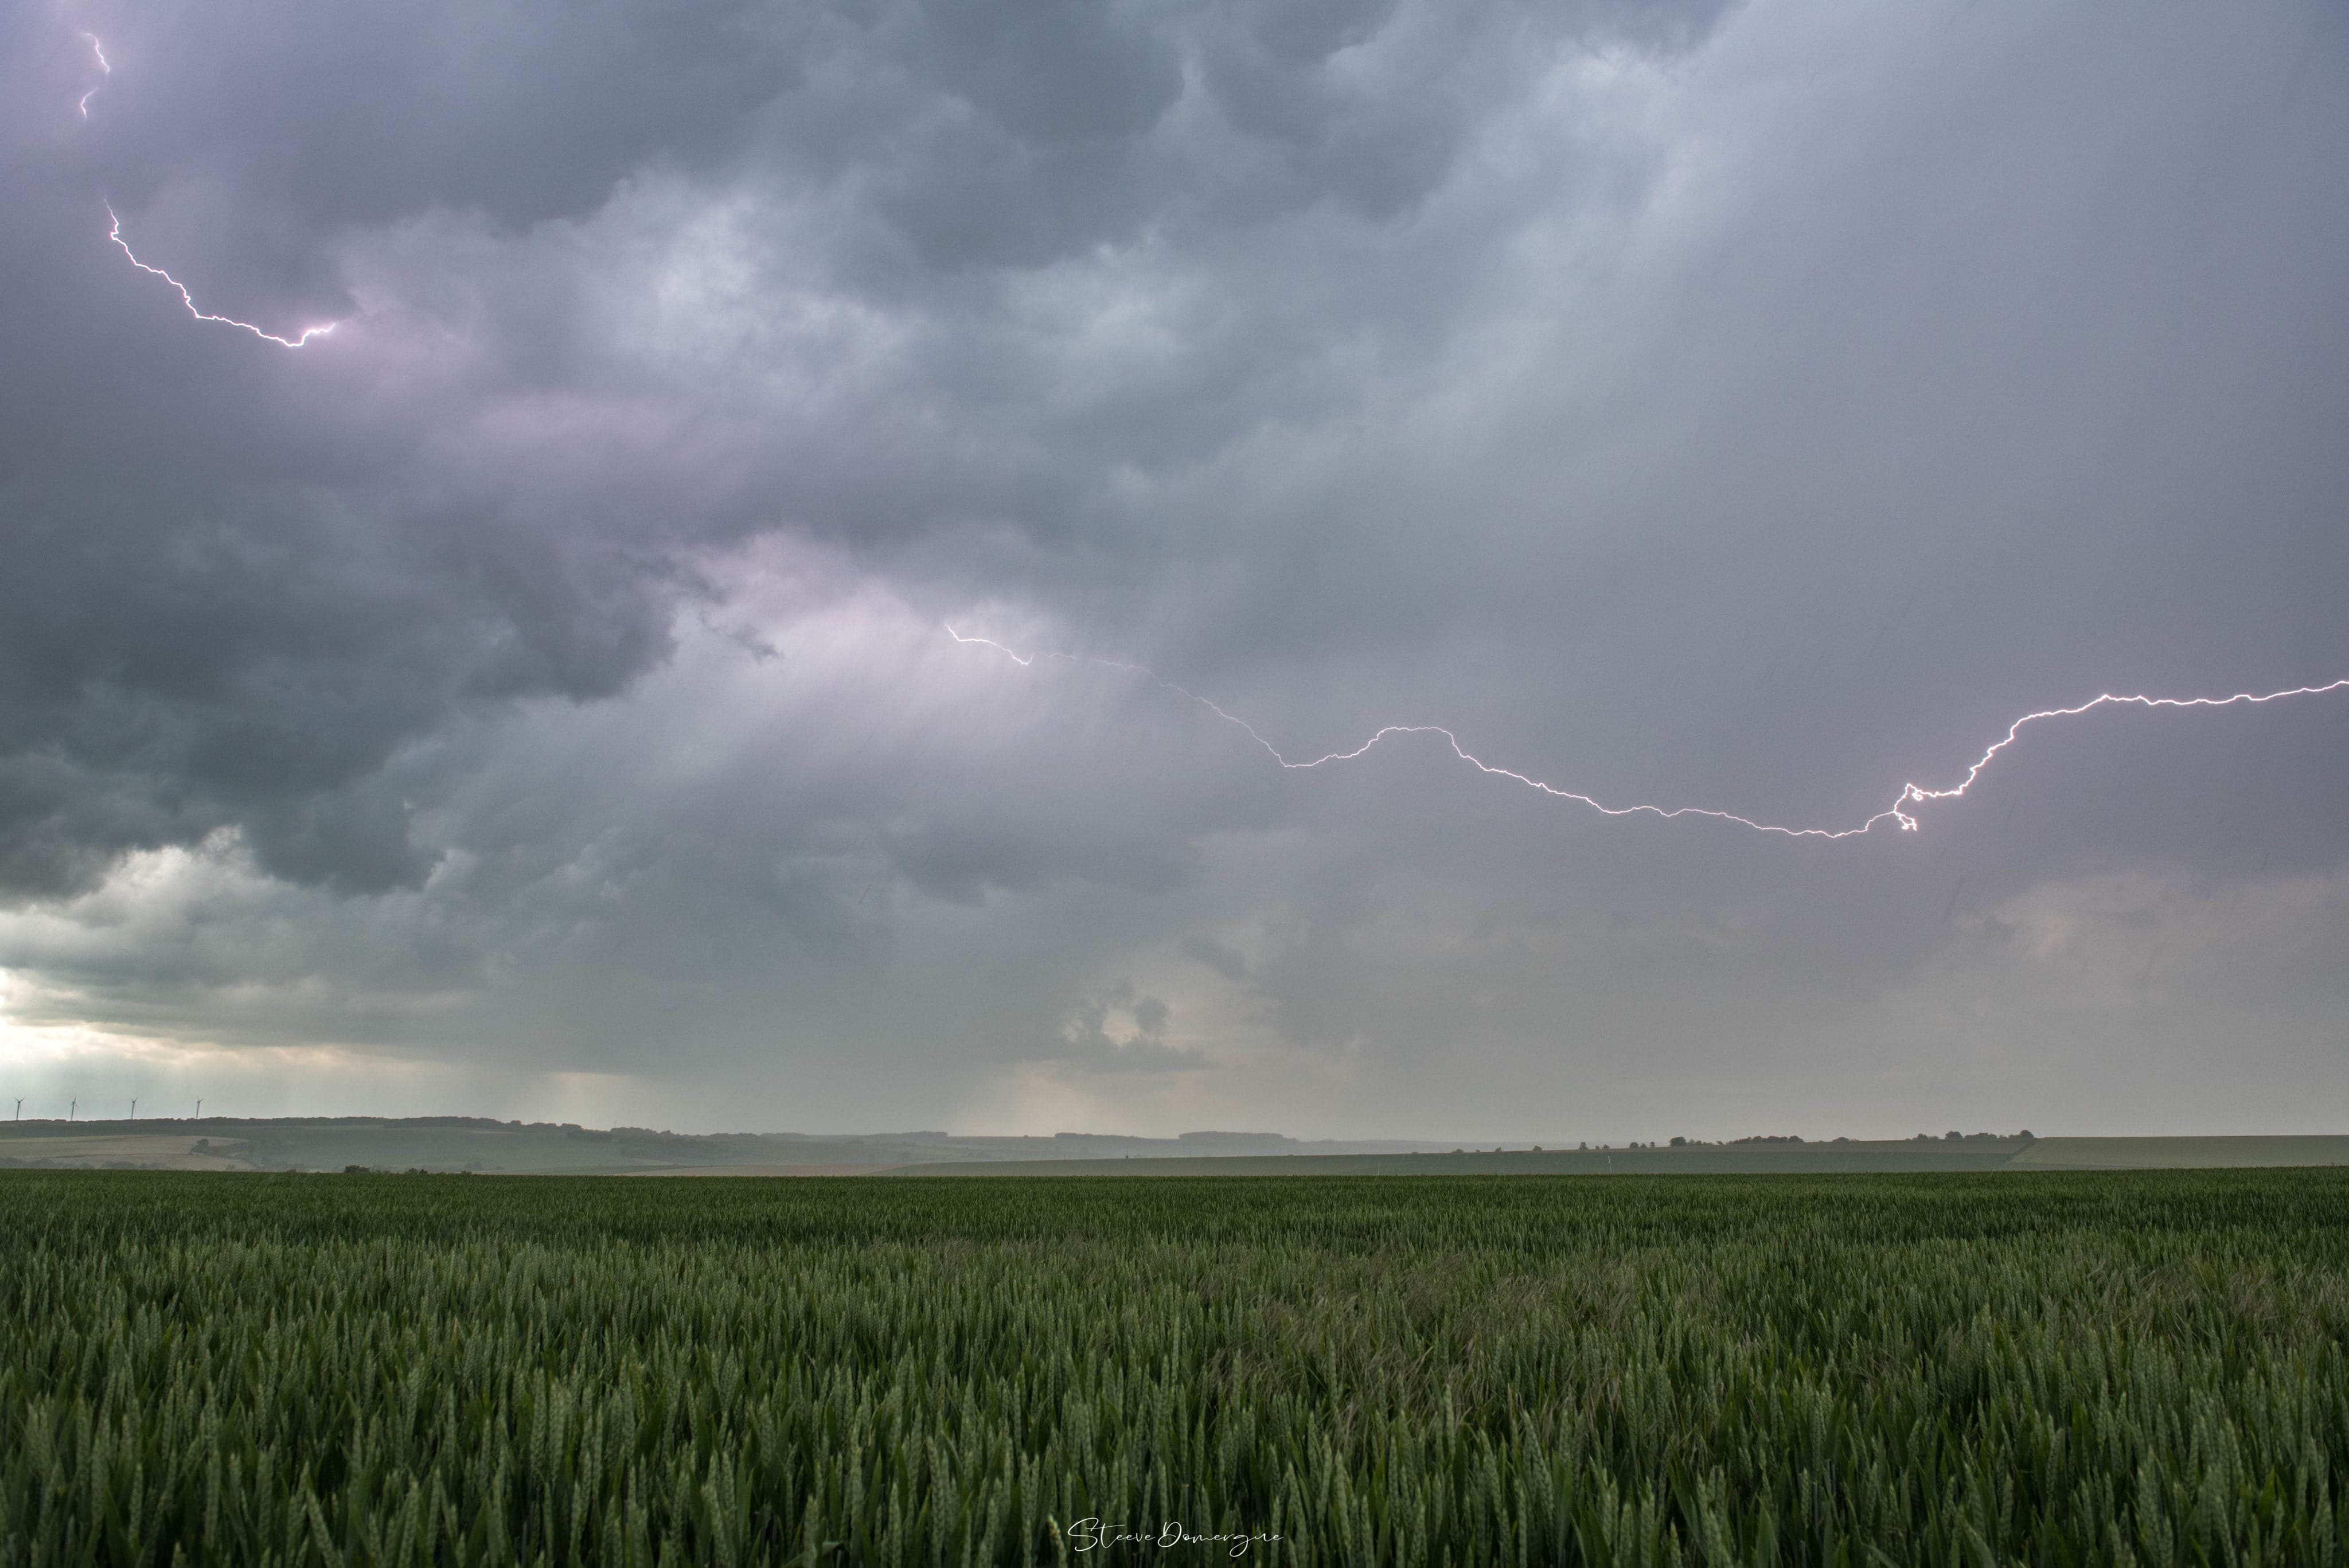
[946,625,2349,840]
[78,34,338,348]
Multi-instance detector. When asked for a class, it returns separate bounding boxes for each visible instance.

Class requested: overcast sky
[2,0,2345,1139]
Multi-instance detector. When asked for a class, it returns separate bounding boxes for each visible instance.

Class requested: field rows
[3,1171,2347,1565]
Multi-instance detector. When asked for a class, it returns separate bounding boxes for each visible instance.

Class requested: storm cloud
[1,0,2344,1137]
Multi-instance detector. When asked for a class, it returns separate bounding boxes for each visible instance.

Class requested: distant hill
[5,1120,2345,1176]
[0,1117,1448,1175]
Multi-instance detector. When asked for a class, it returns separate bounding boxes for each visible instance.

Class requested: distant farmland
[898,1134,2349,1176]
[5,1168,2348,1563]
[7,1115,2349,1175]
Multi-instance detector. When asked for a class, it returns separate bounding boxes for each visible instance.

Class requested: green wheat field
[5,1169,2348,1565]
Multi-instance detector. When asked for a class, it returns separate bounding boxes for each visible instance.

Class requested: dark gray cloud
[0,0,2343,1137]
[2,0,1710,902]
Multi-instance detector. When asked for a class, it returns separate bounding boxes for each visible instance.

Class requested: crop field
[4,1171,2348,1565]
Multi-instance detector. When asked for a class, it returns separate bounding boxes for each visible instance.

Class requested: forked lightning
[947,626,2349,840]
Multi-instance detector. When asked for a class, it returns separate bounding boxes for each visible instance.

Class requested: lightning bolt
[78,33,107,117]
[78,34,340,349]
[946,626,2349,840]
[104,206,338,348]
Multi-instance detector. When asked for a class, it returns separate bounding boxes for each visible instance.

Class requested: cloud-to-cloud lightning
[947,626,2349,840]
[79,36,337,348]
[77,33,107,117]
[103,206,338,348]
